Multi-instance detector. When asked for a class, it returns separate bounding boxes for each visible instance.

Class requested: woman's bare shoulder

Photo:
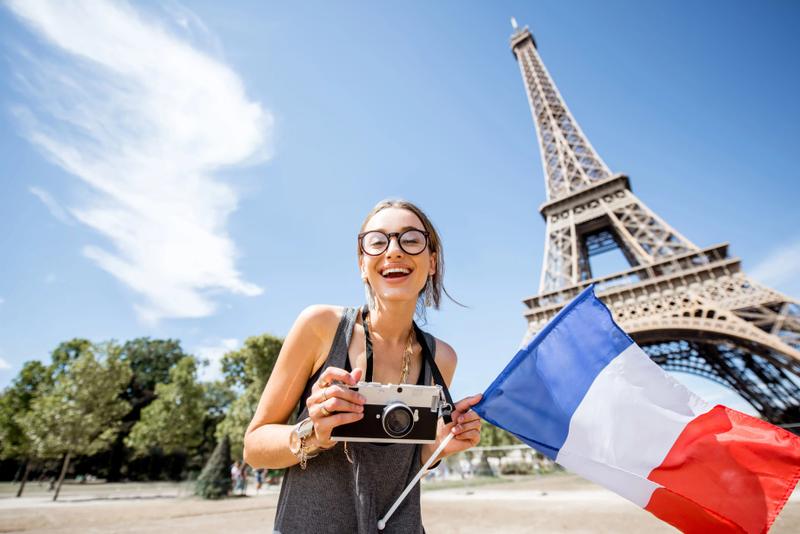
[432,337,458,376]
[295,304,347,342]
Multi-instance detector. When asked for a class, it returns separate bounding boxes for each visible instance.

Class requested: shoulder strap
[414,323,454,424]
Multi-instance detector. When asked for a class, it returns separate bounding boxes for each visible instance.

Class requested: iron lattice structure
[511,25,800,426]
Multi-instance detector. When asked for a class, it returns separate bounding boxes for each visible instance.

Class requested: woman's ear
[429,252,437,277]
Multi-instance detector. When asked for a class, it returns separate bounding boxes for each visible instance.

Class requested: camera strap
[361,306,455,424]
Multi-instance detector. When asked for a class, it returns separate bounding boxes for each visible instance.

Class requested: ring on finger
[322,387,328,402]
[320,406,331,417]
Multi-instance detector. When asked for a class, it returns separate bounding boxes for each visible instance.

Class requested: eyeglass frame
[357,229,430,256]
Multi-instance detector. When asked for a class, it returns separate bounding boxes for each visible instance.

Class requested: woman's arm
[420,340,482,465]
[243,305,362,469]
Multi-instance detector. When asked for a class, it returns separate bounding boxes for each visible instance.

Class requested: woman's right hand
[306,366,366,448]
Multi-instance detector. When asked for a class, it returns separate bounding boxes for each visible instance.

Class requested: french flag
[474,285,800,533]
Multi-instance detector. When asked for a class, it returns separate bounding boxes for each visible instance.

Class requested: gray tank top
[274,307,434,534]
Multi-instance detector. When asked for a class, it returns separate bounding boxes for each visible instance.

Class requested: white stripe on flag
[555,343,713,507]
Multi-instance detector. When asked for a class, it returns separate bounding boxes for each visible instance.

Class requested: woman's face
[359,207,435,307]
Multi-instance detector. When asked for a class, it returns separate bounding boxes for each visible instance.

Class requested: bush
[195,435,232,499]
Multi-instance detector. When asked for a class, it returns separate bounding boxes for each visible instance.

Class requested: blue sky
[1,1,798,416]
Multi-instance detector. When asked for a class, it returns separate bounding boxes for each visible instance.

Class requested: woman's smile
[379,263,414,282]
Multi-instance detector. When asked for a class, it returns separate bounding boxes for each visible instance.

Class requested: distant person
[255,468,264,493]
[244,199,483,533]
[230,460,241,496]
[237,462,248,495]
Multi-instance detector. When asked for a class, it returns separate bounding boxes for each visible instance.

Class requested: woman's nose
[385,236,404,257]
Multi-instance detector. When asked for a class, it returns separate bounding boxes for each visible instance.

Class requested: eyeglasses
[358,229,429,256]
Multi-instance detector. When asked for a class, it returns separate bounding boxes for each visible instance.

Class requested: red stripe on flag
[644,405,800,534]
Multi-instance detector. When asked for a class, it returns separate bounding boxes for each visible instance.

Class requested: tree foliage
[50,339,93,378]
[119,338,187,412]
[479,422,521,447]
[221,334,282,392]
[0,361,50,461]
[1,331,284,484]
[126,356,205,457]
[217,334,283,458]
[19,342,132,460]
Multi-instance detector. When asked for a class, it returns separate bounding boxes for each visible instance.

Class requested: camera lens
[382,402,414,438]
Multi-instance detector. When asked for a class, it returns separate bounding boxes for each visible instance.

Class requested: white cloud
[8,0,272,324]
[0,297,5,305]
[195,337,240,383]
[29,186,74,224]
[750,239,800,300]
[0,357,10,371]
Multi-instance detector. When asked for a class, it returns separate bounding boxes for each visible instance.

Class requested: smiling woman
[243,199,482,533]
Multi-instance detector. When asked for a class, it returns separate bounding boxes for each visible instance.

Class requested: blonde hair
[359,199,459,317]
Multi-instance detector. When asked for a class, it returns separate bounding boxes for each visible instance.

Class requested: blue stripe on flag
[474,285,633,459]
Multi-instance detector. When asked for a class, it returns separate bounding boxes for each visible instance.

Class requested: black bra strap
[361,306,454,424]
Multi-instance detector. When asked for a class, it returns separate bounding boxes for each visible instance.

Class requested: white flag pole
[377,432,455,531]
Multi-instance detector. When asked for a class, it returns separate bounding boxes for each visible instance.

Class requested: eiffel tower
[510,21,800,427]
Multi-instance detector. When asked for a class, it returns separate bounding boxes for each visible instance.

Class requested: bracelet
[297,427,335,470]
[298,436,320,470]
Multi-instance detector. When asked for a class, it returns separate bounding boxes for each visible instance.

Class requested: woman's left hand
[428,393,483,460]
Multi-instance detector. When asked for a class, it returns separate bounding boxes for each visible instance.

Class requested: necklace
[364,311,415,384]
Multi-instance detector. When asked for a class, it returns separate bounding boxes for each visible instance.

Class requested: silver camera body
[330,382,448,444]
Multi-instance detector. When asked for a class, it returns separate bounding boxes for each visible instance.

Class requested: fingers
[307,384,366,409]
[350,367,363,383]
[451,418,481,435]
[452,428,480,444]
[307,367,366,445]
[315,396,364,416]
[316,366,360,389]
[311,409,364,442]
[452,393,482,414]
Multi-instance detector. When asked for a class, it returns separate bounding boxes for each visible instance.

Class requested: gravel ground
[1,474,797,533]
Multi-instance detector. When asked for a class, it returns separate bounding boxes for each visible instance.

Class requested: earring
[424,275,434,307]
[364,282,376,311]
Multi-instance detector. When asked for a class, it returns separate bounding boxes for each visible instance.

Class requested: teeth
[382,267,411,276]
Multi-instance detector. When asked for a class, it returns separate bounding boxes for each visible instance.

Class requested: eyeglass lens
[361,230,427,256]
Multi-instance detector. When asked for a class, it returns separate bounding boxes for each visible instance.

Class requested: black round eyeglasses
[358,229,429,256]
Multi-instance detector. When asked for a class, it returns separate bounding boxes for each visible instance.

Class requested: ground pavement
[1,473,797,533]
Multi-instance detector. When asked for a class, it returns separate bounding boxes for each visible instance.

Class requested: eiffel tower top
[509,20,614,203]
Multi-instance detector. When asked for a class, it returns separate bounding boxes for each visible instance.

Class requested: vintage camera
[331,382,451,444]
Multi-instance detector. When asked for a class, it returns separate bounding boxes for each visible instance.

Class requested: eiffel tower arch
[510,23,800,426]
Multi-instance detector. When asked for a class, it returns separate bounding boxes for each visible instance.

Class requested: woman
[244,199,482,533]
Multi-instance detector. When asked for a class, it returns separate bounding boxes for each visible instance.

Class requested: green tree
[221,334,282,392]
[50,339,93,377]
[479,422,521,447]
[120,338,187,412]
[0,361,51,497]
[126,356,205,457]
[104,338,189,481]
[217,334,283,459]
[195,434,232,499]
[18,341,132,501]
